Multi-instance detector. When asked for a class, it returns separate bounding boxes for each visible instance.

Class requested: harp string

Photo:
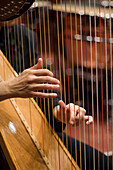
[69,0,77,164]
[34,3,39,59]
[46,2,51,157]
[47,0,52,137]
[3,23,7,80]
[4,23,7,59]
[94,1,100,169]
[74,0,83,168]
[41,0,48,152]
[79,0,86,168]
[80,6,87,170]
[17,19,22,73]
[30,6,38,136]
[59,0,65,149]
[38,0,46,152]
[55,0,64,168]
[109,0,113,166]
[89,0,95,169]
[83,1,91,169]
[30,8,36,67]
[81,1,90,168]
[104,5,109,169]
[36,0,45,150]
[7,22,11,65]
[20,16,25,71]
[26,10,33,133]
[13,24,18,72]
[7,21,14,71]
[27,10,32,67]
[99,1,104,168]
[64,0,73,168]
[10,23,14,68]
[36,1,41,110]
[60,0,66,147]
[60,0,69,153]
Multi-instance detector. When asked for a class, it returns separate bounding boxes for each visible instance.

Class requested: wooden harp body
[0,50,79,169]
[0,0,113,169]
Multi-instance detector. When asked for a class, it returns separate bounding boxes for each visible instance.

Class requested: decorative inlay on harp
[0,0,113,170]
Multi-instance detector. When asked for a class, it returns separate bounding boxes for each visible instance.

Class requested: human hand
[3,58,60,99]
[54,100,93,126]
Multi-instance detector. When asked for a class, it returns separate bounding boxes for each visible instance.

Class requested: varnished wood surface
[0,50,80,169]
[0,99,48,170]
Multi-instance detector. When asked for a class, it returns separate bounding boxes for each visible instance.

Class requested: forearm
[0,81,13,101]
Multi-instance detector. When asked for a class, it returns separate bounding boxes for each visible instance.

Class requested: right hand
[55,100,93,126]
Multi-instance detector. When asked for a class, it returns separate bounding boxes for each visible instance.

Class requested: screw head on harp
[0,0,34,21]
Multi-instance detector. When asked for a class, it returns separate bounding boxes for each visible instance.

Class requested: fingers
[75,106,86,116]
[84,116,93,125]
[32,76,60,85]
[75,107,86,119]
[69,115,93,126]
[58,100,66,109]
[27,69,60,84]
[29,84,60,91]
[33,69,54,77]
[79,107,86,114]
[31,91,58,98]
[67,104,93,126]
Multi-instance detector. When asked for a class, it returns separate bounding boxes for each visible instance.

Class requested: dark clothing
[0,24,38,73]
[58,133,112,170]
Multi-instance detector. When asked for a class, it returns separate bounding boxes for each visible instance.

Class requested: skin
[0,58,60,101]
[54,100,93,125]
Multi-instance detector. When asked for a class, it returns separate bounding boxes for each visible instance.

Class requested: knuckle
[27,75,34,83]
[29,69,34,75]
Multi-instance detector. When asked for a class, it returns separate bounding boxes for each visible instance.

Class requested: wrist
[0,81,12,101]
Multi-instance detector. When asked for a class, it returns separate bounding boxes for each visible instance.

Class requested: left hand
[55,100,93,126]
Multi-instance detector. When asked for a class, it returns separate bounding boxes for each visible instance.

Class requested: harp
[0,0,113,169]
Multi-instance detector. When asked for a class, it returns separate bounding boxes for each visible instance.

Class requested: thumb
[59,100,66,110]
[58,100,71,123]
[58,100,67,122]
[31,58,42,70]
